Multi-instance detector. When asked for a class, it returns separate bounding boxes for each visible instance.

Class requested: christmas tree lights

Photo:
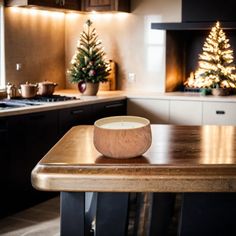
[185,21,236,89]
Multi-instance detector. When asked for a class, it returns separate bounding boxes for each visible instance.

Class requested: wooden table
[31,125,236,236]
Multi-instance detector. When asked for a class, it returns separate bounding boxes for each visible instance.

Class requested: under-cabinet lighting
[89,11,113,21]
[66,12,81,20]
[9,7,64,19]
[88,11,128,22]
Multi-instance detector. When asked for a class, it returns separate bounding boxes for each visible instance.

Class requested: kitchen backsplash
[5,8,66,90]
[5,0,181,92]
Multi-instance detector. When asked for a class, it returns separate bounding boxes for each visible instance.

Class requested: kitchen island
[31,125,236,236]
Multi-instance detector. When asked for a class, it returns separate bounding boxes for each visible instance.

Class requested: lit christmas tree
[68,19,110,84]
[185,21,236,89]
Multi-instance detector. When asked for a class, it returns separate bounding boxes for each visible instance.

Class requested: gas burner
[31,95,78,102]
[11,95,78,104]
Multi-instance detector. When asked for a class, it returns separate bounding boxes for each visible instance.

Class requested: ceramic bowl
[93,116,152,158]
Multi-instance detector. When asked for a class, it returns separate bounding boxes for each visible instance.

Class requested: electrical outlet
[16,63,22,71]
[128,73,136,83]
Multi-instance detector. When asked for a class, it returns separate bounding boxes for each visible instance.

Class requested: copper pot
[19,82,38,98]
[38,81,58,96]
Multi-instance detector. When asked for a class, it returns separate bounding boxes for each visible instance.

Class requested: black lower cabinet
[6,110,59,216]
[58,104,93,137]
[92,99,127,121]
[24,111,59,205]
[1,99,127,217]
[8,115,28,214]
[0,118,9,217]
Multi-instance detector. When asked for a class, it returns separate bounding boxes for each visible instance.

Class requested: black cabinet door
[0,118,9,217]
[6,0,81,10]
[0,118,8,185]
[7,115,30,214]
[24,110,58,172]
[8,115,28,188]
[7,110,58,214]
[82,0,130,12]
[58,105,93,137]
[92,99,127,121]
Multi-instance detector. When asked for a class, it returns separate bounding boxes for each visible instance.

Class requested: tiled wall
[5,0,181,92]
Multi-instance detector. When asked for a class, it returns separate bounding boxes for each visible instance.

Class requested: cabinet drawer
[127,98,169,124]
[203,102,236,125]
[92,100,127,120]
[170,100,202,125]
[59,105,92,136]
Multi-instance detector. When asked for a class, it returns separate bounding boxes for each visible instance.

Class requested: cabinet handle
[71,109,84,115]
[105,103,124,109]
[216,110,225,115]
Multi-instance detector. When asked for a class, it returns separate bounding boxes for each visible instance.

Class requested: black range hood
[151,22,236,31]
[151,0,236,30]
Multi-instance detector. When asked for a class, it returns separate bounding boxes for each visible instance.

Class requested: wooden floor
[0,197,60,236]
[0,194,179,236]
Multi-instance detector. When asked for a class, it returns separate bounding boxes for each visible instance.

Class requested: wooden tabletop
[31,125,236,192]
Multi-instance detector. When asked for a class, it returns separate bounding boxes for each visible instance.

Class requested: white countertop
[1,89,236,117]
[126,91,236,102]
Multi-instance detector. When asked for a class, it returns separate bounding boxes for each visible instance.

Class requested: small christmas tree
[185,21,236,89]
[68,19,110,84]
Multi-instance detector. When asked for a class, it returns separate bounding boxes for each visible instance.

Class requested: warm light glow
[114,12,129,20]
[201,126,235,164]
[185,21,236,89]
[89,12,114,21]
[66,12,81,20]
[9,6,64,19]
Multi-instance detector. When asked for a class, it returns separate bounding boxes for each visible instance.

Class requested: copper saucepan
[18,82,38,98]
[37,81,58,96]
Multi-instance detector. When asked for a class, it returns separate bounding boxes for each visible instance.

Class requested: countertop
[0,90,126,117]
[1,89,236,117]
[31,125,236,193]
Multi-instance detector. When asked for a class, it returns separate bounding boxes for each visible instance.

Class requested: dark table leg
[149,193,176,236]
[60,192,129,236]
[179,193,236,236]
[60,192,85,236]
[96,192,130,236]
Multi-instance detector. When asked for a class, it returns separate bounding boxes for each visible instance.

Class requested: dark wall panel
[182,0,236,23]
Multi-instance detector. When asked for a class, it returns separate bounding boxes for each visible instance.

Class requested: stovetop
[1,95,79,108]
[11,95,78,103]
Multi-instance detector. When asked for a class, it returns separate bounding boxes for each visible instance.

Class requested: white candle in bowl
[93,116,152,158]
[100,121,144,129]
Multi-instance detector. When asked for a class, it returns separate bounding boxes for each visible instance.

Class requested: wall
[65,0,181,92]
[4,7,66,89]
[4,0,181,92]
